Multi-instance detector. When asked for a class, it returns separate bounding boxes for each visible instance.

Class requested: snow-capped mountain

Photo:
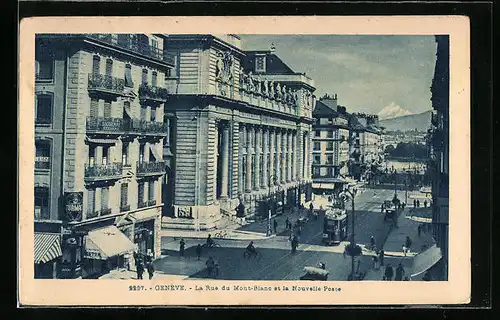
[377,102,413,120]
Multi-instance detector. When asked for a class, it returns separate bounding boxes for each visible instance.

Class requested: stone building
[311,94,350,195]
[160,35,315,230]
[34,34,174,278]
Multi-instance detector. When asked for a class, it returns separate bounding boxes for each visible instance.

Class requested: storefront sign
[84,249,103,260]
[64,192,83,222]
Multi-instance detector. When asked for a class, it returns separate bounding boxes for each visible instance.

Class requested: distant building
[311,94,350,195]
[34,34,175,278]
[160,35,315,230]
[428,35,449,280]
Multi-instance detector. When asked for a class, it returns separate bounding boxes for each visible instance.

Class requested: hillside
[379,110,432,132]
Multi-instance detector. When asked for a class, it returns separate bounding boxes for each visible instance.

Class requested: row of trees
[384,142,427,159]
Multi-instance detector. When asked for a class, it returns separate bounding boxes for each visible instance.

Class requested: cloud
[377,102,413,120]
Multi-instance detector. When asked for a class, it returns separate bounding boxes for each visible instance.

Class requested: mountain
[379,110,432,132]
[377,102,413,120]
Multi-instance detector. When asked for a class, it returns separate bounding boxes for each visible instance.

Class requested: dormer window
[255,55,266,73]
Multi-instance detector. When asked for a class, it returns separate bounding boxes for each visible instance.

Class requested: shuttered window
[101,187,109,211]
[140,107,146,121]
[152,71,157,87]
[88,145,96,166]
[105,59,113,76]
[122,142,129,165]
[148,181,155,200]
[120,183,128,208]
[92,56,100,75]
[142,69,148,84]
[35,94,52,125]
[138,182,144,205]
[87,189,95,216]
[103,101,112,118]
[150,107,156,122]
[90,98,99,118]
[124,64,133,87]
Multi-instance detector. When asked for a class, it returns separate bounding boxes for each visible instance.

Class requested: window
[138,182,145,205]
[255,56,266,73]
[35,94,52,125]
[313,155,321,165]
[327,167,334,177]
[102,146,110,165]
[165,68,172,78]
[313,167,320,177]
[88,145,96,166]
[151,39,158,49]
[327,142,334,151]
[105,59,113,76]
[35,141,51,169]
[124,64,133,87]
[152,71,157,87]
[327,130,334,138]
[35,52,54,81]
[90,98,99,118]
[120,183,128,210]
[313,142,320,151]
[34,187,50,220]
[101,187,109,211]
[87,188,96,217]
[327,155,333,165]
[103,101,112,118]
[139,143,145,163]
[92,55,100,75]
[315,130,320,137]
[150,107,156,122]
[122,142,129,166]
[142,69,148,85]
[148,181,155,200]
[140,107,147,121]
[328,117,334,125]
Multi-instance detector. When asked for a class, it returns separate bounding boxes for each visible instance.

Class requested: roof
[313,100,339,117]
[349,116,366,131]
[243,51,297,75]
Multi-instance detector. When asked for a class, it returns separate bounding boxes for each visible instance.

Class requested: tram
[322,201,348,245]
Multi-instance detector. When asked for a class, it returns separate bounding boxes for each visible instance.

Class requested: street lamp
[339,186,358,280]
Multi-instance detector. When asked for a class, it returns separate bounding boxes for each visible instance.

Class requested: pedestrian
[146,261,155,280]
[309,203,314,216]
[416,199,420,208]
[418,225,422,237]
[379,249,385,266]
[195,244,202,260]
[179,238,185,257]
[369,236,376,251]
[291,235,299,254]
[372,255,379,270]
[402,244,408,256]
[206,256,215,277]
[424,200,427,208]
[273,219,278,234]
[136,258,144,280]
[395,263,405,281]
[413,199,417,208]
[405,236,412,252]
[285,217,290,230]
[384,264,394,281]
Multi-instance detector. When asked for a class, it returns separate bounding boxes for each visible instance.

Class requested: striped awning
[34,233,62,264]
[85,137,117,145]
[84,226,136,260]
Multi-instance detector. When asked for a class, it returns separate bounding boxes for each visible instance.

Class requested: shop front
[34,232,62,279]
[133,219,155,258]
[81,225,136,279]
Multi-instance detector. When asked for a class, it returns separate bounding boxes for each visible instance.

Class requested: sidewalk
[363,204,435,280]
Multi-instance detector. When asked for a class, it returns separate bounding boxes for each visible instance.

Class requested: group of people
[134,251,155,280]
[383,263,408,281]
[413,199,429,208]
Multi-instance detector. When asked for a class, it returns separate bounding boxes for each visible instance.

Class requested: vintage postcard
[18,16,470,306]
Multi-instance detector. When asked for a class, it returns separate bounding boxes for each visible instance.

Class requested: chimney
[270,42,276,53]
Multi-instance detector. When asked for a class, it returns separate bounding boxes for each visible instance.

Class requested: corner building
[161,35,315,230]
[34,34,174,278]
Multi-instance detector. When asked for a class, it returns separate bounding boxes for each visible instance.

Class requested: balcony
[85,34,176,66]
[147,199,157,207]
[35,157,51,170]
[86,117,124,134]
[138,201,148,209]
[139,84,169,103]
[136,161,166,177]
[86,210,99,219]
[128,119,169,135]
[88,73,125,97]
[84,163,123,182]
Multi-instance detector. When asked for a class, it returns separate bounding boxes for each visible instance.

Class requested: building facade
[311,94,350,195]
[160,35,315,230]
[34,34,174,278]
[428,35,449,280]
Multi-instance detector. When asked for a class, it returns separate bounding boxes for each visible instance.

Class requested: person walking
[395,263,405,281]
[372,255,379,270]
[384,264,394,281]
[424,200,428,208]
[379,249,385,266]
[195,244,202,260]
[285,217,290,230]
[206,256,215,277]
[416,199,420,208]
[291,235,299,254]
[369,236,376,251]
[273,219,278,234]
[309,203,314,216]
[413,199,417,208]
[136,258,144,280]
[146,261,155,280]
[405,236,413,253]
[179,238,185,257]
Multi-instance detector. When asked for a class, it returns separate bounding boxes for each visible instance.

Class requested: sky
[239,35,437,116]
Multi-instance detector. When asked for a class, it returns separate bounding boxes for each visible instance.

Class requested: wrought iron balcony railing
[138,84,169,102]
[100,208,112,216]
[88,73,125,95]
[84,163,123,181]
[35,157,51,169]
[86,210,99,219]
[86,116,124,133]
[136,161,166,176]
[128,119,169,134]
[138,201,148,209]
[85,34,176,65]
[147,199,157,207]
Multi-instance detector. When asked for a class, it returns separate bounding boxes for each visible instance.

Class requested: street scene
[33,34,449,282]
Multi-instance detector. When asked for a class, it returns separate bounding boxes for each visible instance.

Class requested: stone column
[220,121,230,199]
[254,126,261,190]
[239,124,246,195]
[269,128,275,186]
[261,127,269,189]
[286,130,292,182]
[280,130,286,184]
[275,128,281,185]
[245,125,253,193]
[292,131,297,181]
